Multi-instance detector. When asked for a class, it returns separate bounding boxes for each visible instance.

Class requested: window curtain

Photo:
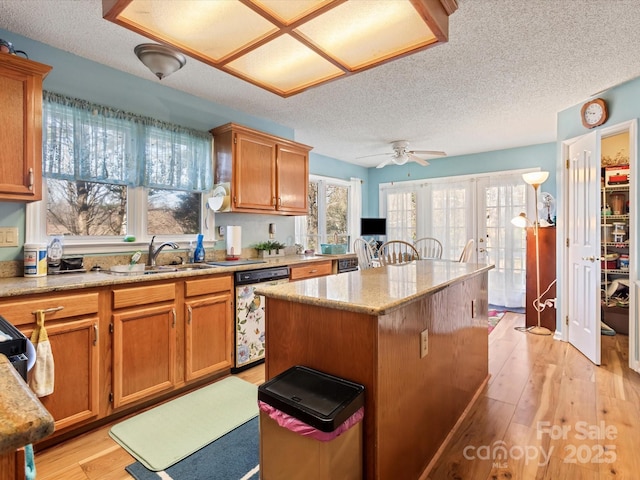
[348,177,362,247]
[428,179,475,260]
[380,186,417,242]
[42,92,212,191]
[483,175,528,308]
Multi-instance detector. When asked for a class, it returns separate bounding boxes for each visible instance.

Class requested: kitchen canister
[24,243,48,277]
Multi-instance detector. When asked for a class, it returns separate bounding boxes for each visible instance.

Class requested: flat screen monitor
[360,218,386,236]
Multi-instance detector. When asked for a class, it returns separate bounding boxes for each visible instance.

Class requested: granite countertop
[0,355,54,455]
[256,259,494,316]
[0,254,352,298]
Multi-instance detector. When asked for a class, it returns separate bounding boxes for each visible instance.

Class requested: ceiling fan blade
[376,158,393,168]
[356,152,391,159]
[408,153,429,166]
[409,150,446,157]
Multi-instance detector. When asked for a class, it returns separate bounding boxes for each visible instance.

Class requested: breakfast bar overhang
[256,260,494,479]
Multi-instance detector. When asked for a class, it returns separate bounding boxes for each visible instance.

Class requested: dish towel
[25,444,36,480]
[29,310,55,397]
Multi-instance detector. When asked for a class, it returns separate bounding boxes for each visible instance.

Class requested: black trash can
[258,365,365,480]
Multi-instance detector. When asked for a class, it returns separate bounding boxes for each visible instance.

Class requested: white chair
[378,240,420,266]
[414,237,443,259]
[458,239,475,262]
[353,238,378,270]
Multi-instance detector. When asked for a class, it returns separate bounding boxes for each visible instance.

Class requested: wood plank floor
[33,313,640,480]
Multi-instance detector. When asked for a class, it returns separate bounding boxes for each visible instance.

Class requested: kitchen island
[256,259,493,480]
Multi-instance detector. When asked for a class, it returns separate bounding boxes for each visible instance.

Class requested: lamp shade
[511,212,530,228]
[134,43,186,80]
[522,171,549,186]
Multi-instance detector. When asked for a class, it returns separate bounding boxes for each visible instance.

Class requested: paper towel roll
[226,226,242,258]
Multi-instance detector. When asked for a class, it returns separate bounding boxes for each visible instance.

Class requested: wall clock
[581,98,608,129]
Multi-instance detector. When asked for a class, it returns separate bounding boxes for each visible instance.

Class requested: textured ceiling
[2,0,640,168]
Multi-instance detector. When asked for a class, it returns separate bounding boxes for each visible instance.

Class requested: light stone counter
[0,355,54,455]
[0,254,348,298]
[256,259,494,315]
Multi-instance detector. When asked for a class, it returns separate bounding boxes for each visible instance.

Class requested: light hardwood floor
[34,313,640,480]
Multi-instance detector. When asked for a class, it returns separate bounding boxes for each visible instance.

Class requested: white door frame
[558,119,638,371]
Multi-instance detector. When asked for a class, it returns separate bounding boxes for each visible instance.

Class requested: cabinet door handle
[28,168,34,191]
[278,197,282,206]
[187,305,192,325]
[93,323,98,346]
[272,196,276,206]
[31,306,64,315]
[582,256,596,262]
[172,308,176,328]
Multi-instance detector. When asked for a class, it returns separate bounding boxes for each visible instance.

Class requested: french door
[381,171,530,308]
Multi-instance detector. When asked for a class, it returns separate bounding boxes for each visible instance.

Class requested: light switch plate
[0,227,18,247]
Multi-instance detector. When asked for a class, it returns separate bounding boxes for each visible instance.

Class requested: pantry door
[566,131,601,365]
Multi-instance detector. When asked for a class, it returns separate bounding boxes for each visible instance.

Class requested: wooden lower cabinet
[1,273,234,445]
[111,283,177,409]
[184,276,234,381]
[526,226,556,331]
[111,304,177,408]
[0,292,101,433]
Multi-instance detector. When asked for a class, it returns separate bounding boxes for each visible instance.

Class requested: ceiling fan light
[135,43,186,80]
[394,152,408,165]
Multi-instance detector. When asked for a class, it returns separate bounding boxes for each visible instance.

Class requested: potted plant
[254,240,287,258]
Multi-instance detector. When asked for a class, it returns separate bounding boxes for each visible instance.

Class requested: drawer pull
[31,306,64,315]
[309,269,318,273]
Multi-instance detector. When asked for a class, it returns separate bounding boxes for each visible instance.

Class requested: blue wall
[0,28,367,260]
[0,27,561,260]
[365,143,557,216]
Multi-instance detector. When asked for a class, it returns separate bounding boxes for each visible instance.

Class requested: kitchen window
[298,175,353,251]
[27,92,212,252]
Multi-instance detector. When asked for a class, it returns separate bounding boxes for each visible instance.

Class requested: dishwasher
[232,265,290,372]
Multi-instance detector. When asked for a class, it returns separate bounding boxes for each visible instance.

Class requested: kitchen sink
[145,263,218,273]
[107,263,217,275]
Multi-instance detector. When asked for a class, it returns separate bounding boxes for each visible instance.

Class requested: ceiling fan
[358,140,446,168]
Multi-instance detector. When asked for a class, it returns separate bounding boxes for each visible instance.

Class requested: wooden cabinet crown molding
[211,123,311,215]
[0,54,52,202]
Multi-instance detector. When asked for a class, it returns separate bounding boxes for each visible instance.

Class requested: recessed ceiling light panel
[104,0,458,96]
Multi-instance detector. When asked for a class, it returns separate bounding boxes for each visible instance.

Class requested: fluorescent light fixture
[104,0,458,97]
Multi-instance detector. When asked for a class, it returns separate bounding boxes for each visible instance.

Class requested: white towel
[29,310,55,397]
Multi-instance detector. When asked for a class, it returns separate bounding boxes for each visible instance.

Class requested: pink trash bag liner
[258,400,364,442]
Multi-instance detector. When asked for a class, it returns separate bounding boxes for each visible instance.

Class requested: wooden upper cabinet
[211,123,311,215]
[0,54,51,202]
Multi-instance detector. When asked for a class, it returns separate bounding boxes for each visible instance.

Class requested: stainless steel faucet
[147,235,180,267]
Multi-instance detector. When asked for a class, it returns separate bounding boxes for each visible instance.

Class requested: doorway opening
[561,120,637,371]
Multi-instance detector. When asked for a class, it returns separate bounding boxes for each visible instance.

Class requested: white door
[566,131,601,365]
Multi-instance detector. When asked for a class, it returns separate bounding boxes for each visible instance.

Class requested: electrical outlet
[420,329,429,358]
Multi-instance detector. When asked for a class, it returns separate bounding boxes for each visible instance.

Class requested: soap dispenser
[194,234,205,263]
